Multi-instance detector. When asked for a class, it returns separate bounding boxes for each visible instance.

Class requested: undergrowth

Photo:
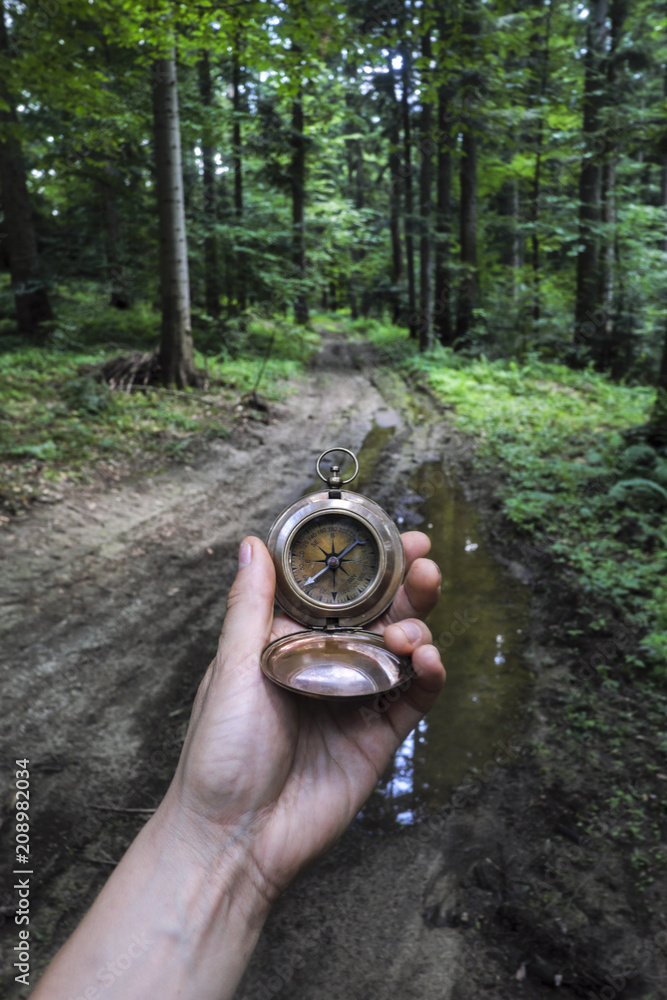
[357,316,666,681]
[0,295,319,513]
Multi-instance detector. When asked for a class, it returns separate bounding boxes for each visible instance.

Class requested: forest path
[0,347,465,999]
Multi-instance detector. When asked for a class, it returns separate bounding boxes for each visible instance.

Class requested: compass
[261,447,411,699]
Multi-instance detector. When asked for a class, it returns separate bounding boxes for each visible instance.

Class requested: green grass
[0,303,319,513]
[356,317,666,680]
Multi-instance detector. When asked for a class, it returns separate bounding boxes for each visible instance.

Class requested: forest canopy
[0,0,666,399]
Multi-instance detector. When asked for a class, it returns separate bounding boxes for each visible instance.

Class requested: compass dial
[288,513,380,607]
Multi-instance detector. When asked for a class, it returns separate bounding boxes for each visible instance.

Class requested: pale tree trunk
[529,0,552,331]
[499,179,521,295]
[344,84,361,320]
[660,138,667,254]
[649,322,667,445]
[574,0,608,356]
[388,104,404,322]
[600,155,616,370]
[291,89,308,325]
[152,54,196,388]
[435,83,453,346]
[401,47,417,340]
[198,51,220,318]
[455,0,480,345]
[231,49,246,313]
[101,166,129,309]
[508,180,521,274]
[0,0,52,336]
[418,30,433,351]
[600,0,626,376]
[660,65,667,253]
[384,57,404,324]
[456,127,477,343]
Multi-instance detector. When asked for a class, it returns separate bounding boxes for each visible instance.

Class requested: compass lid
[260,629,412,700]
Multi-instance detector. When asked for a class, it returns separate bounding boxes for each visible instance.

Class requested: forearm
[31,796,271,1000]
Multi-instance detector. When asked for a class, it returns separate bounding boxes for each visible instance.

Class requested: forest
[2,1,667,998]
[1,0,666,388]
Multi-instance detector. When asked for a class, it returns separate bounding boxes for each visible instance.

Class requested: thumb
[216,536,276,675]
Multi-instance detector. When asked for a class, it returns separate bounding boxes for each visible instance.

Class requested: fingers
[350,624,445,771]
[383,616,432,655]
[383,617,445,713]
[386,556,442,624]
[380,636,446,746]
[400,530,431,568]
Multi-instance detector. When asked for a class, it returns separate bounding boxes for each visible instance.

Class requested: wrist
[32,792,272,1000]
[136,795,272,999]
[152,786,275,918]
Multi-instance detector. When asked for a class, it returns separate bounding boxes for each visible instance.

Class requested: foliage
[361,318,667,679]
[0,0,666,373]
[0,310,317,514]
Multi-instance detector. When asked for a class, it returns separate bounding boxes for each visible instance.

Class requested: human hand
[160,532,445,904]
[30,532,444,1000]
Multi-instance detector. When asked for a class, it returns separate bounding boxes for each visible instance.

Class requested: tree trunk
[388,111,404,322]
[573,0,608,357]
[434,83,453,346]
[660,66,667,252]
[660,138,667,254]
[455,0,480,346]
[500,178,521,294]
[600,155,617,371]
[530,135,541,328]
[231,49,246,313]
[346,136,358,320]
[456,126,477,344]
[385,58,404,324]
[649,321,667,445]
[600,0,628,375]
[0,0,52,336]
[530,0,551,330]
[290,90,308,325]
[198,51,220,318]
[100,167,129,309]
[418,30,433,351]
[659,65,667,253]
[152,54,196,388]
[344,85,364,320]
[401,48,417,340]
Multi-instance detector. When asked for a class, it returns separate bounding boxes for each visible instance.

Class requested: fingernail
[399,621,421,644]
[238,540,252,568]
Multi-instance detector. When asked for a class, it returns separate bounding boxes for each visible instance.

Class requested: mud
[1,339,665,999]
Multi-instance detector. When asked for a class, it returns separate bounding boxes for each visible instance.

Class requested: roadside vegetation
[0,292,318,515]
[349,316,667,683]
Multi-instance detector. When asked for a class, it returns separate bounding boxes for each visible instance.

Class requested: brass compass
[261,447,411,699]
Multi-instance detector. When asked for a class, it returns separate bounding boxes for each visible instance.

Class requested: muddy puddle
[359,450,531,828]
[293,423,530,829]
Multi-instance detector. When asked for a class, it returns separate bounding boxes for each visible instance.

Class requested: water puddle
[358,459,531,827]
[296,424,530,828]
[302,417,398,495]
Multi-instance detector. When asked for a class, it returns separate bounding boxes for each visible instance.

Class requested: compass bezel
[267,489,405,628]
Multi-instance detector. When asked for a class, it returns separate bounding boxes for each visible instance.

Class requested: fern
[608,478,667,506]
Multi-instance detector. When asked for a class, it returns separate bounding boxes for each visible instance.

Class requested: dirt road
[2,344,665,1000]
[0,354,469,998]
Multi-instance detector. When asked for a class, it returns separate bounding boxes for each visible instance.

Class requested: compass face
[288,513,380,607]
